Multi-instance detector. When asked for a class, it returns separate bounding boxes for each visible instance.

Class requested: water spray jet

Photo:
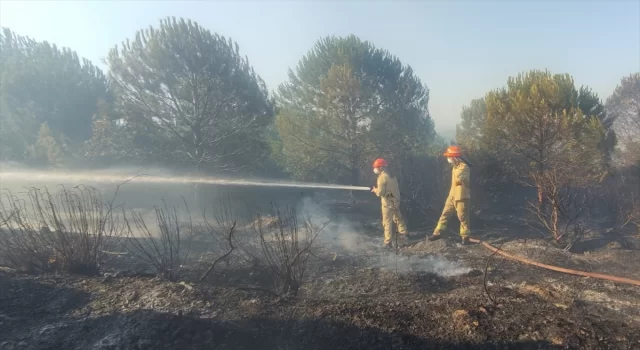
[0,171,371,192]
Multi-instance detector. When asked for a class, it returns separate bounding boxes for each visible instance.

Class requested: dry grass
[0,185,125,275]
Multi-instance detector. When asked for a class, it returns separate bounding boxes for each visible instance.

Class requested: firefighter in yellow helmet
[371,158,408,249]
[427,146,472,245]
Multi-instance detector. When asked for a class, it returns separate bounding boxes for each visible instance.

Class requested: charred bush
[123,199,193,280]
[210,197,262,268]
[252,205,325,297]
[527,169,597,250]
[199,198,243,281]
[599,170,640,232]
[0,186,125,275]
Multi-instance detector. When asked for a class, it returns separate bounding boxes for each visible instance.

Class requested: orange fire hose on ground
[467,238,640,287]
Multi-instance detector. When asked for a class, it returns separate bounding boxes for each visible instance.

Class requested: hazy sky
[1,0,639,135]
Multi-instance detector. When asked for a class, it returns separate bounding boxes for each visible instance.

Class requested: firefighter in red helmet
[427,146,471,245]
[371,158,408,249]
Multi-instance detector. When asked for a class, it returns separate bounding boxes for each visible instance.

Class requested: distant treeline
[1,18,639,247]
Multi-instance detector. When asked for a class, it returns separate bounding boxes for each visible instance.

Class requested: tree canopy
[274,35,435,185]
[485,71,611,176]
[0,27,109,163]
[1,19,638,244]
[456,98,486,153]
[106,17,274,172]
[607,73,640,166]
[454,70,613,180]
[0,20,635,203]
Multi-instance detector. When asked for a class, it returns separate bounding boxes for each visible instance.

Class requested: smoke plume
[297,196,470,277]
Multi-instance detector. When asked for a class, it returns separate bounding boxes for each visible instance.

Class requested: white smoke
[296,196,471,277]
[371,253,471,277]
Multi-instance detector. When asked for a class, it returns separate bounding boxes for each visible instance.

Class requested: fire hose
[467,237,640,287]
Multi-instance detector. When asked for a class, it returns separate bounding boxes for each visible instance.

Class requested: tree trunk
[536,160,545,208]
[537,186,544,207]
[536,147,545,207]
[551,200,559,241]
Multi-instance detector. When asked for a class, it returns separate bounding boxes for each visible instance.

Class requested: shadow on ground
[2,266,638,349]
[0,270,92,344]
[569,234,640,253]
[5,309,561,350]
[0,270,91,318]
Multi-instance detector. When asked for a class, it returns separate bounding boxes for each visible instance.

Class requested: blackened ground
[1,199,640,350]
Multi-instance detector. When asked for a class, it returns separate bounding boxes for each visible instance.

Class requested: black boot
[461,237,469,245]
[427,234,441,242]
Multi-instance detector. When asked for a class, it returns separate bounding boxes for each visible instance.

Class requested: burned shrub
[0,186,124,275]
[123,199,193,280]
[527,169,597,250]
[210,197,261,267]
[600,171,640,232]
[199,198,242,281]
[252,205,325,296]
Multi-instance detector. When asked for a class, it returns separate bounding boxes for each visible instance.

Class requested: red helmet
[443,146,462,157]
[372,158,388,168]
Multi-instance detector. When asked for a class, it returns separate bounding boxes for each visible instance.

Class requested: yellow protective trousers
[434,196,470,238]
[382,204,408,245]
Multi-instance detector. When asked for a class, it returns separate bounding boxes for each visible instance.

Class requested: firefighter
[427,146,472,245]
[371,158,408,249]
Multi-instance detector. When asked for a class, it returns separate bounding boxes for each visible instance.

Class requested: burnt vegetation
[0,186,125,275]
[123,199,194,281]
[1,17,640,350]
[252,205,326,296]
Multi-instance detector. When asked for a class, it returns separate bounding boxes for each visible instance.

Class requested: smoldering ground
[297,197,471,278]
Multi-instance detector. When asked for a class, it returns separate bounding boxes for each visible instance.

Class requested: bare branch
[483,241,505,304]
[251,204,326,296]
[199,221,236,281]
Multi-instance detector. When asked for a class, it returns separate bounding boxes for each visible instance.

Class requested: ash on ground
[1,199,639,350]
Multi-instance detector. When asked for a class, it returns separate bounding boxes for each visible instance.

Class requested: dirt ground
[1,199,640,350]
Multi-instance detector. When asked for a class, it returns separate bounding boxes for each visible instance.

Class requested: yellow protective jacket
[449,162,471,200]
[375,171,401,208]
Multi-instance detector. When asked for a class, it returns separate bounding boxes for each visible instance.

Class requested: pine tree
[26,122,64,168]
[0,27,108,163]
[274,35,435,185]
[106,17,274,172]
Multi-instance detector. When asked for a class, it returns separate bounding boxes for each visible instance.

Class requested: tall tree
[0,28,109,163]
[607,73,640,166]
[483,70,610,203]
[456,98,486,152]
[577,86,617,161]
[275,35,435,185]
[0,29,37,160]
[106,17,274,172]
[481,70,612,245]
